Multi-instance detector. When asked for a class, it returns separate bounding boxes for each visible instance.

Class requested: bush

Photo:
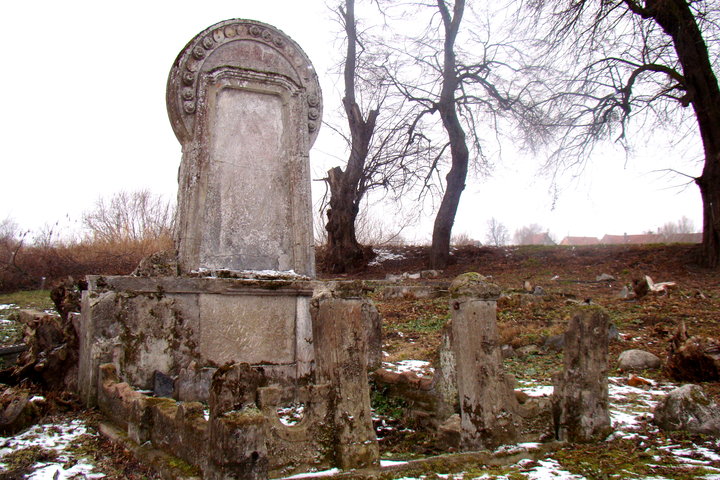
[0,190,175,292]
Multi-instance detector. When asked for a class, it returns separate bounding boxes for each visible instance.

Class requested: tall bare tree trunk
[430,0,468,269]
[325,0,379,273]
[638,0,720,268]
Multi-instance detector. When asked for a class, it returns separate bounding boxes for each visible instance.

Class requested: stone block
[553,307,612,442]
[450,287,520,450]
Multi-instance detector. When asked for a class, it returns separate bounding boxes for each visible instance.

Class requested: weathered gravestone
[449,273,521,450]
[79,19,379,479]
[167,19,322,276]
[553,307,612,442]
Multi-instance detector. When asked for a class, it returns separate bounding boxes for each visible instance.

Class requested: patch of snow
[282,467,340,479]
[0,304,17,310]
[380,460,409,466]
[383,360,434,377]
[27,462,105,479]
[277,403,305,426]
[369,249,406,266]
[0,419,105,479]
[519,385,554,397]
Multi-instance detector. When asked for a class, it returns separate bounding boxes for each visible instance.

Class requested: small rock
[618,349,662,372]
[437,414,461,450]
[0,388,41,435]
[500,344,515,359]
[420,270,441,279]
[523,280,533,292]
[653,384,720,435]
[618,286,631,299]
[596,273,615,282]
[532,286,545,296]
[608,323,620,342]
[517,345,541,357]
[543,334,564,352]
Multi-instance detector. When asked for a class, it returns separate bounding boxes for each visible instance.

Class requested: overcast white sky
[0,0,704,244]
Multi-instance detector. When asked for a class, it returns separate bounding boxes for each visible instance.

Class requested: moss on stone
[449,273,501,299]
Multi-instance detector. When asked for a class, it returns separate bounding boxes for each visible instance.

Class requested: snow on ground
[383,360,434,377]
[0,304,17,310]
[378,361,720,479]
[0,419,105,479]
[369,249,406,266]
[1,362,717,479]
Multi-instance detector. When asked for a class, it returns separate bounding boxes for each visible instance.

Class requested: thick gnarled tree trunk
[324,0,378,273]
[632,0,720,267]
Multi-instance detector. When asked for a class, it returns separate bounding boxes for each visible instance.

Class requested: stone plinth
[553,307,612,442]
[79,275,315,406]
[311,294,380,470]
[167,19,322,276]
[449,273,520,450]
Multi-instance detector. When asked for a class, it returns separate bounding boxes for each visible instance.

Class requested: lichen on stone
[449,273,501,299]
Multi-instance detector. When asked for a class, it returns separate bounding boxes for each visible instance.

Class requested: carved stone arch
[167,19,322,147]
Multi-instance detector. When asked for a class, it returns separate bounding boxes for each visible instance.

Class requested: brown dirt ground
[319,243,720,400]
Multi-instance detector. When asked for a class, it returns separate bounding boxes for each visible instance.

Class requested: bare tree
[0,217,24,279]
[513,223,553,245]
[323,0,431,273]
[659,215,695,236]
[82,190,174,243]
[528,0,720,267]
[485,217,509,246]
[381,0,547,268]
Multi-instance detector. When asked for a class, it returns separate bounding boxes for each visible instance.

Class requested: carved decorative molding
[167,19,322,147]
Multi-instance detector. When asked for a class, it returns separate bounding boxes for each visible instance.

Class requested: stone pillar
[449,273,520,450]
[431,320,458,420]
[206,363,269,480]
[207,412,268,480]
[311,289,380,470]
[553,307,612,442]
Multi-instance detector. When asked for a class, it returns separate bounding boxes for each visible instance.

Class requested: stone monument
[78,19,379,480]
[167,19,321,276]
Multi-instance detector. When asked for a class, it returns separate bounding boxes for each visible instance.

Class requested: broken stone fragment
[666,322,720,382]
[0,387,42,435]
[595,273,615,282]
[653,384,720,435]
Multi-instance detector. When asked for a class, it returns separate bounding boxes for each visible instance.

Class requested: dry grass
[0,235,172,292]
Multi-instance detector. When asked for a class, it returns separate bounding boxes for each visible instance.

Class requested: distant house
[600,234,663,245]
[559,236,600,246]
[521,233,556,246]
